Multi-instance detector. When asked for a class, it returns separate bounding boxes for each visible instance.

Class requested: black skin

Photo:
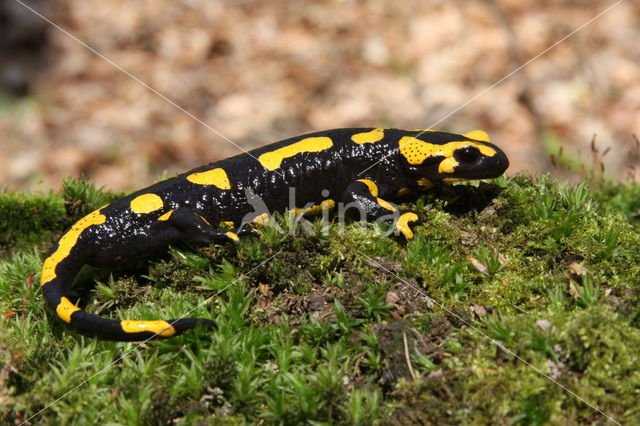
[41,128,509,341]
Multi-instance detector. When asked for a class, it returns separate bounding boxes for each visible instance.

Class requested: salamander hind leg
[41,206,226,341]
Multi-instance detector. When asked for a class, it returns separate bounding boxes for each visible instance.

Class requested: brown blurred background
[0,0,639,192]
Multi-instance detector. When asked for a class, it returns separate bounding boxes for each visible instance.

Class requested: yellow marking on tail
[56,297,81,323]
[121,320,176,337]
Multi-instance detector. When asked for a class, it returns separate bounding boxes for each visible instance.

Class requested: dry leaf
[570,262,589,277]
[385,291,400,305]
[390,311,403,321]
[536,319,551,331]
[467,255,488,275]
[471,304,487,318]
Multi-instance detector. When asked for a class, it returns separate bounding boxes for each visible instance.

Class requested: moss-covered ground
[1,175,639,424]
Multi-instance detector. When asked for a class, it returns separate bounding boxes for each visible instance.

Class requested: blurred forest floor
[0,0,639,191]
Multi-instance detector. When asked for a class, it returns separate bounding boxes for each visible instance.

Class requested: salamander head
[398,130,509,183]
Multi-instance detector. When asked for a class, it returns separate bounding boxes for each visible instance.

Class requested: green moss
[0,190,64,249]
[60,177,122,226]
[562,306,640,406]
[594,182,640,225]
[2,174,640,424]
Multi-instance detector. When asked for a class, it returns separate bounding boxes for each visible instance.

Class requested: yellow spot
[417,178,434,189]
[121,320,176,337]
[252,213,270,225]
[351,128,384,144]
[226,232,240,242]
[397,187,411,196]
[438,157,459,174]
[463,130,490,142]
[377,198,397,212]
[221,221,234,229]
[130,194,164,214]
[41,209,107,285]
[292,199,336,216]
[200,216,211,226]
[356,179,395,211]
[56,297,81,323]
[187,168,231,189]
[357,179,378,196]
[307,199,336,215]
[259,137,333,171]
[398,137,497,166]
[396,212,419,239]
[158,210,173,221]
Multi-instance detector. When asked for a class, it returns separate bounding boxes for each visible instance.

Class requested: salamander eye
[456,146,479,163]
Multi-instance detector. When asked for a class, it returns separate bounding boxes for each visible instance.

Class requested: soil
[1,0,639,191]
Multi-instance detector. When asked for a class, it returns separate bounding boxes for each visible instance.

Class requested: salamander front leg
[341,179,420,239]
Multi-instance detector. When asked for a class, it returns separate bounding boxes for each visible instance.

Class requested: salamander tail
[41,255,215,341]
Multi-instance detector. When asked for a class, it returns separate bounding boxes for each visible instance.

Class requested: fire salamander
[41,128,509,341]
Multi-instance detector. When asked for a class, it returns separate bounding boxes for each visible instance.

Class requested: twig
[402,331,417,381]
